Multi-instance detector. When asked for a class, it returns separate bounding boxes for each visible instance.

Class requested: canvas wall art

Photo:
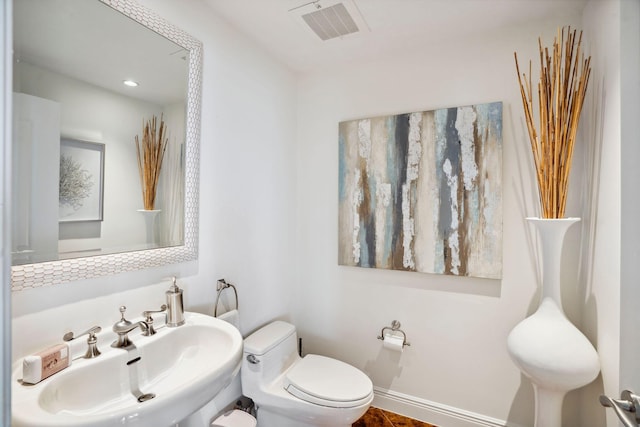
[338,102,503,279]
[59,138,105,222]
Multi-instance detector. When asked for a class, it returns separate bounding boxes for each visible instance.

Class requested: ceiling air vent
[301,3,359,41]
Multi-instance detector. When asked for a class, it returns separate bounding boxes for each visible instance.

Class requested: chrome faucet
[600,390,640,427]
[112,306,149,348]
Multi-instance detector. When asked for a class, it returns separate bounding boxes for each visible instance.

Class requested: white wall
[294,13,605,427]
[157,101,187,247]
[10,0,297,422]
[135,0,298,334]
[619,0,640,407]
[580,1,622,425]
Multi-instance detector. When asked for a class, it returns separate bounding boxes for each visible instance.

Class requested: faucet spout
[111,306,149,349]
[112,320,149,348]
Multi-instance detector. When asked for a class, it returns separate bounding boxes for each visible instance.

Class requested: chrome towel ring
[214,278,238,317]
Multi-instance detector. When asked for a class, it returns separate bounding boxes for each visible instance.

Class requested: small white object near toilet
[241,320,373,427]
[211,409,256,427]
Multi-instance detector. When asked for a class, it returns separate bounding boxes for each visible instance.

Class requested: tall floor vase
[507,218,600,427]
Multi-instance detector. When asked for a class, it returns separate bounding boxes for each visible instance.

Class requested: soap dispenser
[166,276,185,327]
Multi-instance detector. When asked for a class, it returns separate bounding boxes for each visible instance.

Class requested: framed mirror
[11,0,202,291]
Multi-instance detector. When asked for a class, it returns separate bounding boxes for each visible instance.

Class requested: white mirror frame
[11,0,202,291]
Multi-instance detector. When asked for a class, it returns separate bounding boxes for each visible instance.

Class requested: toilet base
[256,406,358,427]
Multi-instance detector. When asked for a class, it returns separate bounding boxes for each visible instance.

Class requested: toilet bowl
[241,321,373,427]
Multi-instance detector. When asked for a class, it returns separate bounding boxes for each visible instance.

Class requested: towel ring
[214,279,238,317]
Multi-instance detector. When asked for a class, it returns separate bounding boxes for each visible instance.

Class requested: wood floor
[353,407,437,427]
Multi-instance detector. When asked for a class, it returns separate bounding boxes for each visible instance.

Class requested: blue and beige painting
[338,102,502,279]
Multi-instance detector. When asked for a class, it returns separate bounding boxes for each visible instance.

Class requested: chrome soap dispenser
[166,276,185,327]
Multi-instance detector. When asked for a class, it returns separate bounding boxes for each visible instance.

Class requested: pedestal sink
[12,312,243,427]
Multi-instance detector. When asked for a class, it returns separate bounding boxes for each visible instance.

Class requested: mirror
[11,0,202,291]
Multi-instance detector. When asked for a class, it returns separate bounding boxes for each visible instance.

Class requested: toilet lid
[283,355,373,408]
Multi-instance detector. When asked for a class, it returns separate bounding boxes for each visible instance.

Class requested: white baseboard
[372,387,527,427]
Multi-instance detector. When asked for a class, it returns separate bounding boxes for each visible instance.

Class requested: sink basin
[12,312,242,426]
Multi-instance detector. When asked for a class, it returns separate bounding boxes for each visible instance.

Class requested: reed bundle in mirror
[515,27,591,218]
[135,115,168,210]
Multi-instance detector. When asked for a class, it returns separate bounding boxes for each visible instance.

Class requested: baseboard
[372,387,527,427]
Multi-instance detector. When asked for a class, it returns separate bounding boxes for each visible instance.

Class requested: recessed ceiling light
[123,80,139,87]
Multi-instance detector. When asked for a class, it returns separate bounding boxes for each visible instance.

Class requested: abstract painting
[338,102,502,279]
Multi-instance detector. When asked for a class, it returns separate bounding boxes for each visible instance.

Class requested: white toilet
[241,320,373,427]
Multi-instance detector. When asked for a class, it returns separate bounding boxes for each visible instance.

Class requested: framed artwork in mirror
[59,138,105,222]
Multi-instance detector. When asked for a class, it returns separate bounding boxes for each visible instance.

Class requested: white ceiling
[14,0,189,106]
[13,0,589,102]
[202,0,589,74]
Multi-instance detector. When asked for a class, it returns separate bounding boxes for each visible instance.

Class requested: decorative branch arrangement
[515,27,591,219]
[135,114,169,210]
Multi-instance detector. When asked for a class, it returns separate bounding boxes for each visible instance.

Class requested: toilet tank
[242,321,299,392]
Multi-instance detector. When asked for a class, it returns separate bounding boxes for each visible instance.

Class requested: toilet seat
[283,355,373,408]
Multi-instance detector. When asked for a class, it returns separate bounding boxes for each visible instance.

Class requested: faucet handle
[63,325,102,342]
[142,304,167,336]
[63,326,102,359]
[142,304,167,319]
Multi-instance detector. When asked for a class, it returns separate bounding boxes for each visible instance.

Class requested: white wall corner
[580,0,624,425]
[619,0,640,402]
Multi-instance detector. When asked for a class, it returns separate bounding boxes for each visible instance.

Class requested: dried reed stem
[514,26,591,218]
[135,114,169,210]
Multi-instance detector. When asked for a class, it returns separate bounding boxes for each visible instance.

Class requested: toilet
[241,321,373,427]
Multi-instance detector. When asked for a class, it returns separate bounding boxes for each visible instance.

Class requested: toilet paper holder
[377,320,411,347]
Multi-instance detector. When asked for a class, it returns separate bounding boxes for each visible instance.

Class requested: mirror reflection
[12,0,188,266]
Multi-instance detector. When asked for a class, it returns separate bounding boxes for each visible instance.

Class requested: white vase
[507,218,600,427]
[138,209,161,246]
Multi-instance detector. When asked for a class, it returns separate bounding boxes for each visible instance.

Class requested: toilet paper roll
[382,331,404,352]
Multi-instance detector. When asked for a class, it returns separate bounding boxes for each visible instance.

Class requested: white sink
[12,312,242,427]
